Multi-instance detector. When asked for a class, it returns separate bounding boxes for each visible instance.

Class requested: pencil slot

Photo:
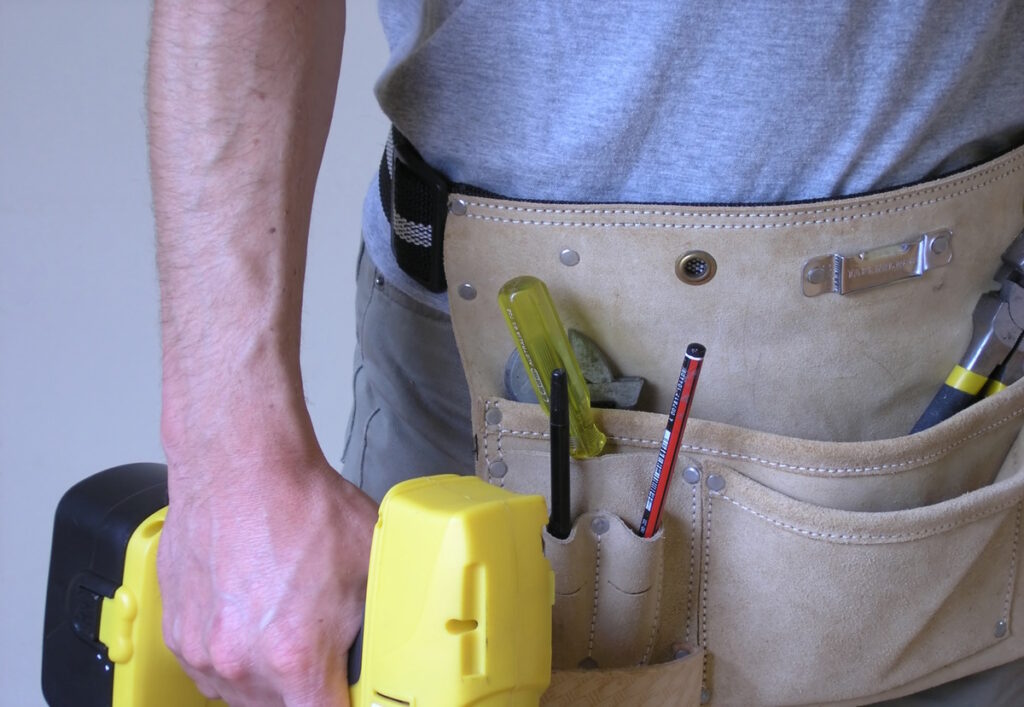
[544,511,665,670]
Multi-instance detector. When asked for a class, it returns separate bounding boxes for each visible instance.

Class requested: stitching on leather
[1003,503,1022,625]
[711,490,1024,543]
[641,543,664,665]
[587,529,602,659]
[701,490,712,693]
[686,482,698,646]
[462,155,1023,229]
[493,403,1024,475]
[482,400,506,487]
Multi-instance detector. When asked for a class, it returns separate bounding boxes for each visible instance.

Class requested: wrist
[161,355,319,470]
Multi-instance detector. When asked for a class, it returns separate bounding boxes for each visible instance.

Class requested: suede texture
[544,650,703,707]
[445,146,1024,443]
[544,513,666,669]
[443,146,1024,705]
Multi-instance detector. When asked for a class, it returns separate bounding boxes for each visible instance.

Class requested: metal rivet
[559,249,581,267]
[676,251,717,285]
[449,198,468,216]
[590,516,610,535]
[700,688,711,704]
[995,619,1008,638]
[672,643,691,660]
[374,274,385,287]
[484,407,503,425]
[931,233,951,255]
[682,466,702,485]
[577,656,599,670]
[488,460,508,478]
[707,474,726,492]
[457,283,477,301]
[805,266,828,285]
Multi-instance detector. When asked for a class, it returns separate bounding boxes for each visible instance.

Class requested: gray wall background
[0,3,389,704]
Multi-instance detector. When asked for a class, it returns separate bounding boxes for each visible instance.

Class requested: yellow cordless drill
[43,465,553,706]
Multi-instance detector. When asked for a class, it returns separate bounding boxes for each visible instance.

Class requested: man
[150,1,1024,704]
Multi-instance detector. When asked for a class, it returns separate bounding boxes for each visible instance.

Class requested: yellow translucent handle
[498,276,606,458]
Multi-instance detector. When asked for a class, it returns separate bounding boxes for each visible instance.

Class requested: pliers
[912,229,1024,432]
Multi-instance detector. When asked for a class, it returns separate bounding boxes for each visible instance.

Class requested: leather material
[443,146,1024,705]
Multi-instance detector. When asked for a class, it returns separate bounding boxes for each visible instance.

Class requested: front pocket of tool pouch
[479,392,1024,702]
[543,647,704,706]
[699,459,1024,706]
[544,512,666,670]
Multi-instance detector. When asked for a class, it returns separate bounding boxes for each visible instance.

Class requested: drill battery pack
[41,463,215,707]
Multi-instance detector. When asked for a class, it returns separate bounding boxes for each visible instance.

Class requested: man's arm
[148,1,377,704]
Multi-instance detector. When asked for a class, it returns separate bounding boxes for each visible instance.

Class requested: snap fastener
[995,619,1008,638]
[559,248,581,267]
[706,474,726,492]
[488,460,508,478]
[484,407,503,425]
[682,465,701,485]
[457,283,477,301]
[449,198,468,216]
[676,251,717,285]
[590,516,610,535]
[374,274,385,287]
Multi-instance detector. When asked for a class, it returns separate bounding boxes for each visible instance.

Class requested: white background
[0,2,389,704]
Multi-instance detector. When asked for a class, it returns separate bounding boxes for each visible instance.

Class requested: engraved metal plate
[802,230,953,297]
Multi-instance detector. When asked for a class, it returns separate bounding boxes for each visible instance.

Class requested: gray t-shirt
[365,1,1024,308]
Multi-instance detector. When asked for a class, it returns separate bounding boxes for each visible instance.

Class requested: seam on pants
[342,363,364,465]
[357,407,382,490]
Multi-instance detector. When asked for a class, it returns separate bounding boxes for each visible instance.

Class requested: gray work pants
[341,246,474,502]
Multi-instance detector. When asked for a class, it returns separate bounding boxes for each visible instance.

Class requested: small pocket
[544,512,665,669]
[699,451,1024,706]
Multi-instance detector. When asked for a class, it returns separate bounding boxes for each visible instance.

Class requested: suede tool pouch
[442,146,1024,705]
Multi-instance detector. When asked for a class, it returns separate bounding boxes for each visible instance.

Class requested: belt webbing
[379,129,452,293]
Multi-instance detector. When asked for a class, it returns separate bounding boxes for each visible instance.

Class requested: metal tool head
[504,330,646,410]
[1000,228,1024,276]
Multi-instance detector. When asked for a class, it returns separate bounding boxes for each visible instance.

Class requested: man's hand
[158,453,377,705]
[148,0,357,703]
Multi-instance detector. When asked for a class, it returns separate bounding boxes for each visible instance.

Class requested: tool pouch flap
[443,146,1024,705]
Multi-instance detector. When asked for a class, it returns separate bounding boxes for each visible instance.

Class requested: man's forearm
[149,0,345,467]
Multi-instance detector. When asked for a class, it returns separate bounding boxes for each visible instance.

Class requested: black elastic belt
[379,128,453,293]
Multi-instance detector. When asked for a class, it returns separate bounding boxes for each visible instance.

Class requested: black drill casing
[42,463,169,707]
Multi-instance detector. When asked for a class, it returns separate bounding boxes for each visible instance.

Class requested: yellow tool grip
[944,365,989,395]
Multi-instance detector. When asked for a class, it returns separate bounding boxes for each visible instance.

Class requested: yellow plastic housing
[350,474,554,707]
[98,508,220,707]
[499,275,607,458]
[97,476,552,706]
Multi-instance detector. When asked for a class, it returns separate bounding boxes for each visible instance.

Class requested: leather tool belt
[384,130,1024,705]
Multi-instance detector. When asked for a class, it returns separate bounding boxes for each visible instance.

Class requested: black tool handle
[910,384,979,433]
[547,368,572,539]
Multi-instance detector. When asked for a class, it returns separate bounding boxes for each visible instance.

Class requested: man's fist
[158,455,377,706]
